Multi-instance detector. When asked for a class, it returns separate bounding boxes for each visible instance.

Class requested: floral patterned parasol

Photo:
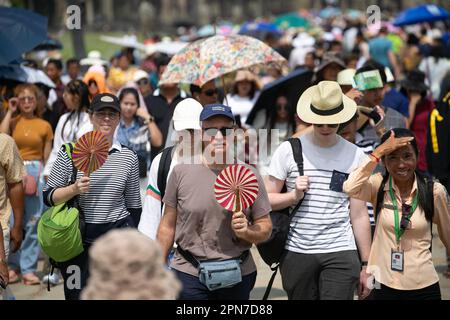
[159,34,286,87]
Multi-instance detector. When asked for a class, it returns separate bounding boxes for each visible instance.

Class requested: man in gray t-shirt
[158,104,272,300]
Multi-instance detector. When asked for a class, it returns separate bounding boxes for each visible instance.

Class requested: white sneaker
[42,271,61,286]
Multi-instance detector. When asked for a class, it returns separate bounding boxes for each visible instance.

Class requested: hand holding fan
[72,131,110,176]
[214,164,259,212]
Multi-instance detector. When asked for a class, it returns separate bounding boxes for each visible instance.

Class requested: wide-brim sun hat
[80,50,108,66]
[314,52,346,74]
[400,70,428,93]
[297,80,357,125]
[337,68,356,86]
[234,70,262,90]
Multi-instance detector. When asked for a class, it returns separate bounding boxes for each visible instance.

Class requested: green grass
[57,31,146,61]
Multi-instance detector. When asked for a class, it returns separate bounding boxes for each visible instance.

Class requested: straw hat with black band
[297,81,357,125]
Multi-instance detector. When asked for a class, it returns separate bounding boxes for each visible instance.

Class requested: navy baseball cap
[90,93,121,113]
[200,104,235,122]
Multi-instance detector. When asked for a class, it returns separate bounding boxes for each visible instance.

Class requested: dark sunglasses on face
[315,123,339,128]
[201,89,219,97]
[276,103,289,111]
[94,111,119,120]
[204,127,234,137]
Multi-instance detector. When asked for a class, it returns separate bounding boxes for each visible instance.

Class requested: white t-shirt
[43,112,92,176]
[225,93,259,126]
[268,133,367,254]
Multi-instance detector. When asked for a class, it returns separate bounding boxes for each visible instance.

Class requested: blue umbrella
[239,22,283,39]
[0,7,48,65]
[394,4,450,26]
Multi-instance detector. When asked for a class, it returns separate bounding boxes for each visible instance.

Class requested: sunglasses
[94,111,119,120]
[276,103,289,111]
[137,79,149,86]
[201,89,219,97]
[18,96,35,103]
[204,127,234,137]
[400,203,412,230]
[315,123,339,128]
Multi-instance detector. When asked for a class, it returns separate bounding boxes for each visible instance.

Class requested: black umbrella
[246,68,313,126]
[32,37,63,51]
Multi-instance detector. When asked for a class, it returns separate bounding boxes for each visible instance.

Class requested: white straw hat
[297,81,357,125]
[337,68,356,86]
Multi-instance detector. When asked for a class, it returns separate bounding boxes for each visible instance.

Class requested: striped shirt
[268,134,367,254]
[43,143,142,224]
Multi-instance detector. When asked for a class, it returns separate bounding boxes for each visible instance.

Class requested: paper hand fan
[72,131,109,176]
[214,164,259,212]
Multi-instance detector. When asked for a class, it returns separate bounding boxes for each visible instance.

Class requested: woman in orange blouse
[0,84,53,285]
[343,128,450,300]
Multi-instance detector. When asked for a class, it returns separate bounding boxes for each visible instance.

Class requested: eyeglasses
[201,89,219,97]
[400,203,412,230]
[137,79,149,86]
[204,127,234,137]
[93,111,119,120]
[315,123,339,128]
[18,96,35,103]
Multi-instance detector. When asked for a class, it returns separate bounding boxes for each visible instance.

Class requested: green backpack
[37,143,84,263]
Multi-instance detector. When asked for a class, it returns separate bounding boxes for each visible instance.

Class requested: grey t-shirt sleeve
[162,165,178,209]
[249,167,272,220]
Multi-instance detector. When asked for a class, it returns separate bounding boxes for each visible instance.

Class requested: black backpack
[157,146,175,209]
[256,137,304,300]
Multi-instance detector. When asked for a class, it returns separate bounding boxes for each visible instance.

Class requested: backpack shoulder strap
[286,138,304,217]
[427,178,435,252]
[374,174,389,222]
[288,137,303,176]
[157,146,174,204]
[428,179,434,217]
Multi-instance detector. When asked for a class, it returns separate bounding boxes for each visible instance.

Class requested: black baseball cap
[90,93,120,113]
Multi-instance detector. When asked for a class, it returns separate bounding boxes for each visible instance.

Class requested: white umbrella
[0,64,55,87]
[100,35,145,50]
[144,41,188,56]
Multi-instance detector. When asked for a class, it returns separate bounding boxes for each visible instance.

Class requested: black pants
[59,245,91,300]
[373,282,441,300]
[59,215,136,300]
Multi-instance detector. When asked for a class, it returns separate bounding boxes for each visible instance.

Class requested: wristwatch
[0,258,7,265]
[144,115,154,125]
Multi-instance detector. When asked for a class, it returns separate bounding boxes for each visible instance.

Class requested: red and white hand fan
[214,164,259,212]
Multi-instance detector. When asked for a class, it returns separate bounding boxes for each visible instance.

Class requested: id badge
[329,170,349,192]
[391,249,404,272]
